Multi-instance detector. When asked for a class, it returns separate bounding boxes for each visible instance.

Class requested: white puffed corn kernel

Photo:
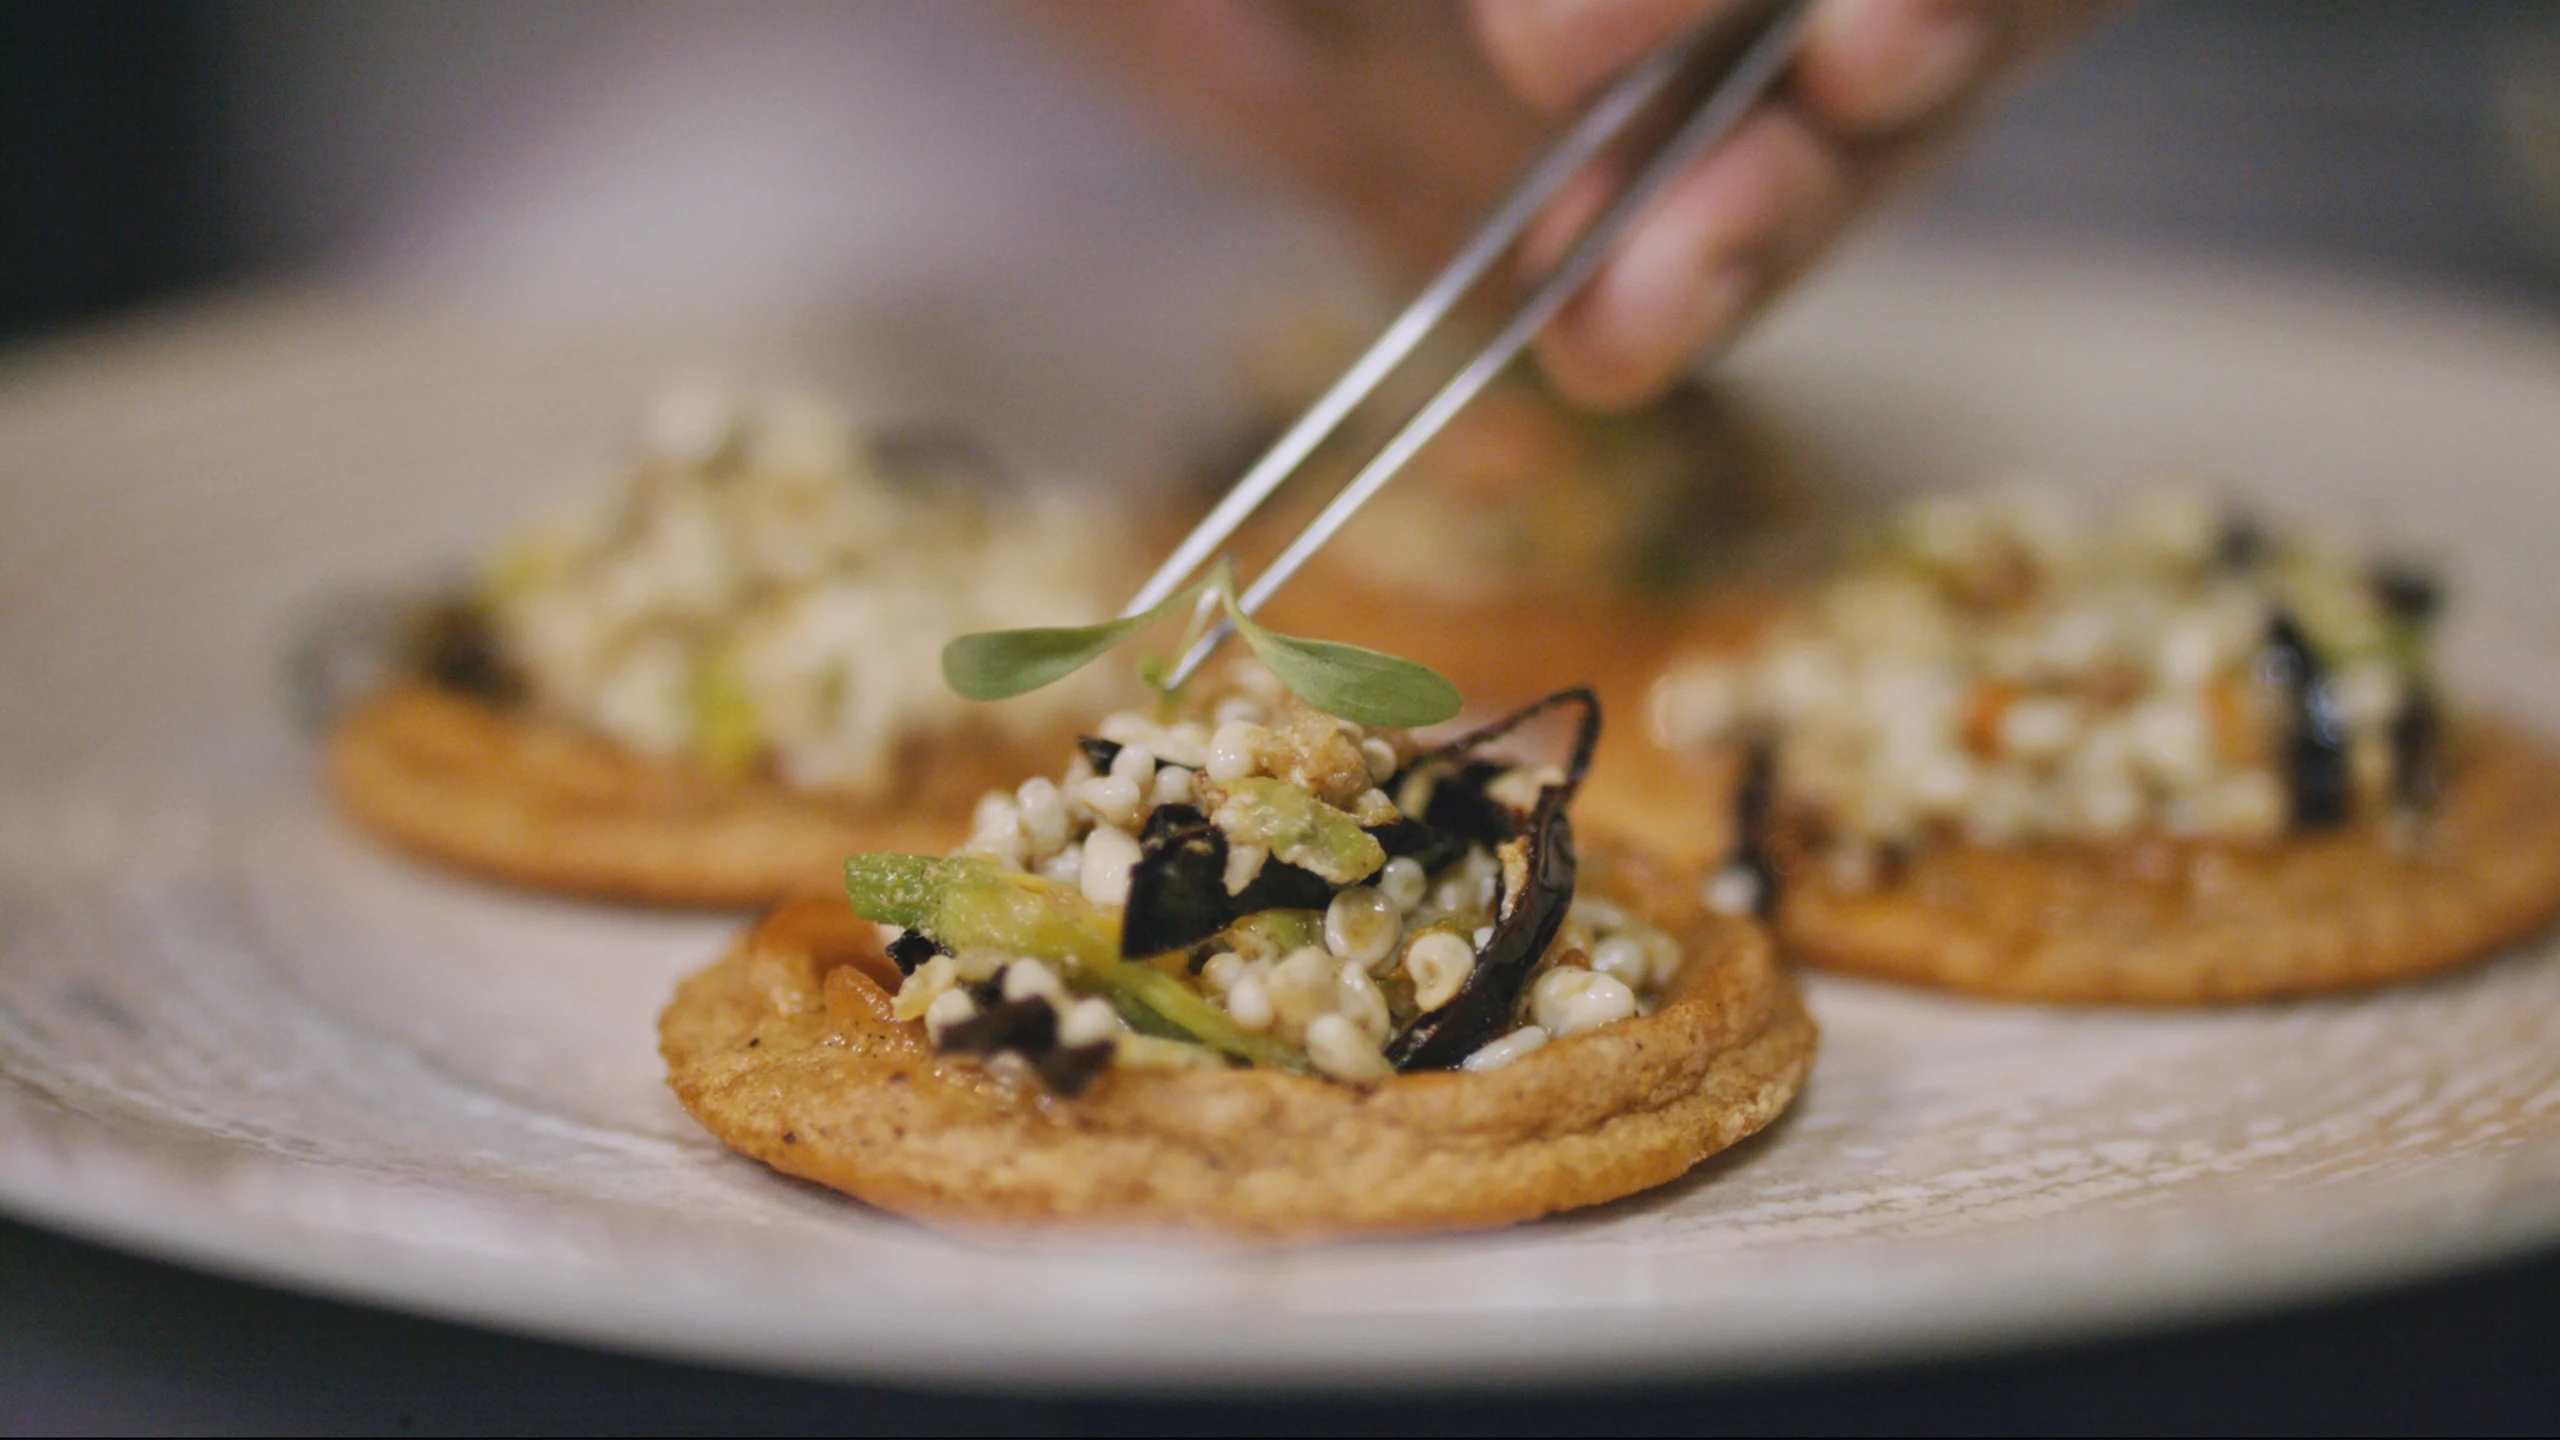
[1530,967,1638,1037]
[1360,736,1399,785]
[1266,947,1337,1033]
[1016,777,1070,857]
[1589,935,1650,989]
[643,376,738,470]
[1222,843,1267,896]
[1703,866,1761,918]
[1304,1014,1392,1084]
[1000,960,1065,1004]
[1378,856,1427,913]
[1224,974,1274,1030]
[1037,842,1083,886]
[1324,886,1402,971]
[1108,742,1156,788]
[1334,960,1393,1045]
[1200,951,1248,993]
[892,954,959,1022]
[923,987,978,1043]
[1079,825,1141,908]
[1208,721,1265,781]
[1648,661,1743,749]
[1402,931,1475,1012]
[1097,713,1154,745]
[1460,1025,1549,1073]
[1058,996,1118,1049]
[1999,697,2081,763]
[1074,774,1143,831]
[971,791,1021,837]
[1160,722,1212,769]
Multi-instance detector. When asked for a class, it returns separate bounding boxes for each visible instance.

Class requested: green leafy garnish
[939,563,1461,727]
[1219,590,1461,728]
[940,575,1209,702]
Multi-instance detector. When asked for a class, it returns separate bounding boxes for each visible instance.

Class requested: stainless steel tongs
[1129,0,1814,688]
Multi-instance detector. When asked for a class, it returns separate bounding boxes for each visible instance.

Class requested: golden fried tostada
[1654,483,2560,1002]
[661,685,1813,1237]
[318,386,1134,905]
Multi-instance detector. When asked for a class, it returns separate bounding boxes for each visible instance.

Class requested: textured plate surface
[2,240,2558,1389]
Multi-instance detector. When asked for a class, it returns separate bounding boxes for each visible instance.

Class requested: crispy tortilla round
[659,843,1815,1239]
[325,685,1045,906]
[1776,720,2560,1003]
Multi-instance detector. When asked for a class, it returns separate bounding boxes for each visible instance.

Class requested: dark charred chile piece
[1121,814,1232,958]
[885,929,946,976]
[1139,803,1207,848]
[1384,690,1602,1072]
[2215,516,2269,572]
[410,599,524,704]
[2264,611,2352,828]
[1029,1041,1115,1096]
[1122,803,1338,957]
[1077,736,1123,774]
[1385,686,1608,854]
[938,994,1056,1055]
[1385,786,1579,1072]
[1733,735,1781,917]
[2394,688,2442,809]
[1413,687,1604,795]
[1417,762,1515,846]
[935,994,1111,1096]
[1366,816,1469,875]
[1230,860,1334,914]
[2371,563,2443,624]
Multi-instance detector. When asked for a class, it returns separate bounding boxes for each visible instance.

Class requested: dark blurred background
[3,1,2558,1432]
[5,1,2556,345]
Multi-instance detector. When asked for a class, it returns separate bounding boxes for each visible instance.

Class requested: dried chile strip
[1403,687,1604,793]
[2266,611,2352,829]
[1120,811,1232,958]
[2393,691,2442,809]
[410,598,524,704]
[885,928,947,976]
[1120,803,1336,958]
[1384,690,1602,1072]
[1733,734,1781,917]
[1385,783,1579,1072]
[935,993,1112,1097]
[936,995,1057,1057]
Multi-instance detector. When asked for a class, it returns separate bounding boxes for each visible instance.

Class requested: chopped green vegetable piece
[1225,908,1324,959]
[844,854,1308,1071]
[689,651,760,777]
[1211,777,1386,885]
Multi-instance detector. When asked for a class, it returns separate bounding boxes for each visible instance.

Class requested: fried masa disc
[659,842,1815,1239]
[1775,720,2560,1003]
[326,684,1047,906]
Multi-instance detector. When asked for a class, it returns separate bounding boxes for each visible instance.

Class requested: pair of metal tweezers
[1129,0,1814,686]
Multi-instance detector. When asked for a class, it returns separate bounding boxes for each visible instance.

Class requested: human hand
[1476,0,2105,407]
[1035,1,2102,409]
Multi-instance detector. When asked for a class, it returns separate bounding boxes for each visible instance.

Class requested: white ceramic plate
[3,239,2557,1390]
